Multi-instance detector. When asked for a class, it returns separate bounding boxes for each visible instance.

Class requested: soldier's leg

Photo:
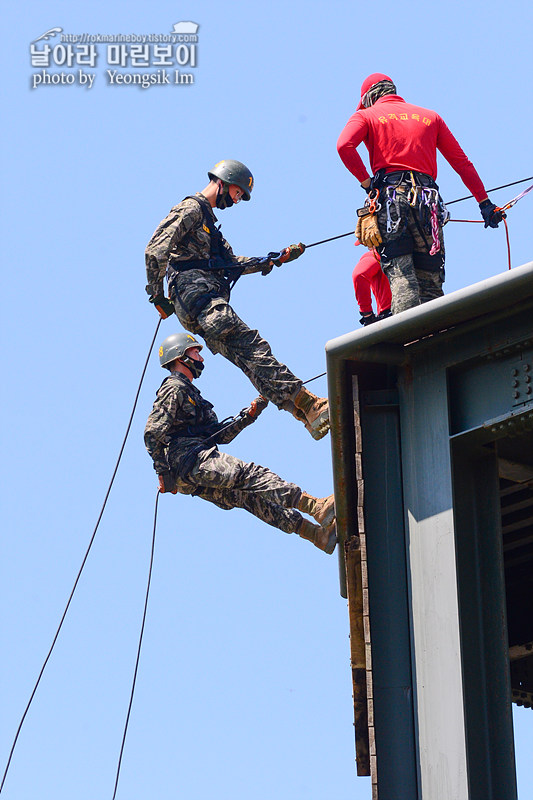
[196,299,302,408]
[372,265,392,315]
[377,192,420,315]
[410,209,445,305]
[196,299,330,440]
[191,485,303,533]
[189,484,336,553]
[381,255,421,314]
[188,448,302,507]
[415,269,444,304]
[352,259,375,314]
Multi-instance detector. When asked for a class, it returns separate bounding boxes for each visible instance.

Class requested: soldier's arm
[435,116,488,203]
[145,199,203,297]
[337,111,371,182]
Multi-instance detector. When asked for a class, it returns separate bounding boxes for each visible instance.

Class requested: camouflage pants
[175,448,303,534]
[174,297,302,409]
[377,190,445,315]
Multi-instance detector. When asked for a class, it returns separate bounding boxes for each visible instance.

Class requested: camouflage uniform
[145,194,302,409]
[144,371,303,534]
[376,183,445,315]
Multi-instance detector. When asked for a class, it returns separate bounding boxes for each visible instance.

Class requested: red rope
[502,216,512,270]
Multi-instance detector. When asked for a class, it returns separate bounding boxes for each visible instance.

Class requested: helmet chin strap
[181,354,204,378]
[215,181,234,209]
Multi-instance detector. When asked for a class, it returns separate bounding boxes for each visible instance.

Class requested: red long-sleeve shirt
[337,95,487,203]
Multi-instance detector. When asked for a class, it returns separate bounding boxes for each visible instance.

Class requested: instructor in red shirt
[337,73,502,314]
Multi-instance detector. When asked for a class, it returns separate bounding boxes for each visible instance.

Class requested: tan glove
[272,243,306,266]
[355,213,382,248]
[158,471,178,494]
[246,395,269,419]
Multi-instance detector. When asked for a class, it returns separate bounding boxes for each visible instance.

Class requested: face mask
[215,183,234,209]
[182,355,204,378]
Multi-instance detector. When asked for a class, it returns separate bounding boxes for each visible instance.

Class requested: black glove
[149,294,175,319]
[246,395,269,420]
[361,183,372,194]
[479,199,504,229]
[158,471,178,494]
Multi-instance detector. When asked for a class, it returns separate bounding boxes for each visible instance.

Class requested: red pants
[352,250,392,314]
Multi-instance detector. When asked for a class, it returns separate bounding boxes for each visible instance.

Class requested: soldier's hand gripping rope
[271,243,306,266]
[149,294,175,319]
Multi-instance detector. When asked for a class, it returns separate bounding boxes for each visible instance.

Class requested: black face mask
[215,183,233,210]
[182,355,204,378]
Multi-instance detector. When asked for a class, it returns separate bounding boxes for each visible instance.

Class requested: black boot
[376,308,392,321]
[359,312,377,326]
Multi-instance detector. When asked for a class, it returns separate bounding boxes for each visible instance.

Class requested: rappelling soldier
[337,73,503,314]
[145,159,329,441]
[144,333,337,554]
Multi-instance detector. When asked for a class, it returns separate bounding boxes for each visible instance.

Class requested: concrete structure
[326,262,533,800]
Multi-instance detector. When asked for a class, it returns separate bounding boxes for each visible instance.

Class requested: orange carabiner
[368,189,380,215]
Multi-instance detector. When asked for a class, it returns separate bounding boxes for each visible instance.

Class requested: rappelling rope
[4,174,530,792]
[0,318,162,795]
[112,489,159,800]
[0,314,330,794]
[444,176,533,206]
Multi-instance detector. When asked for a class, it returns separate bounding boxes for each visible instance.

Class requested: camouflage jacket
[144,372,254,475]
[145,193,264,299]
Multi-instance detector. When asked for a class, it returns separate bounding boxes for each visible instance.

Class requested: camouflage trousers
[377,190,445,315]
[174,297,302,409]
[173,447,303,534]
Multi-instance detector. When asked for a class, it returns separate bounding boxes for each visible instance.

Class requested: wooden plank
[345,538,370,776]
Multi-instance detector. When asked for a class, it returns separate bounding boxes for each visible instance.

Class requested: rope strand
[0,318,162,796]
[112,490,159,800]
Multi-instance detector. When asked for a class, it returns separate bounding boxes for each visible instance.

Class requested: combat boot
[359,311,377,326]
[292,387,330,441]
[297,492,335,527]
[296,518,337,554]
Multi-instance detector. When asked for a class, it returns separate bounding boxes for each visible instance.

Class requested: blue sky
[1,2,532,798]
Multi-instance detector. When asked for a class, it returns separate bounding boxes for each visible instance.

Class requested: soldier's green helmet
[159,333,203,368]
[207,159,254,200]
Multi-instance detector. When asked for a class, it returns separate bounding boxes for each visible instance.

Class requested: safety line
[112,489,159,800]
[445,176,533,206]
[305,231,354,248]
[0,318,162,796]
[502,217,512,270]
[303,371,327,384]
[301,175,533,249]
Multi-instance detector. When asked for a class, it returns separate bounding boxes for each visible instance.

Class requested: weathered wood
[345,538,370,776]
